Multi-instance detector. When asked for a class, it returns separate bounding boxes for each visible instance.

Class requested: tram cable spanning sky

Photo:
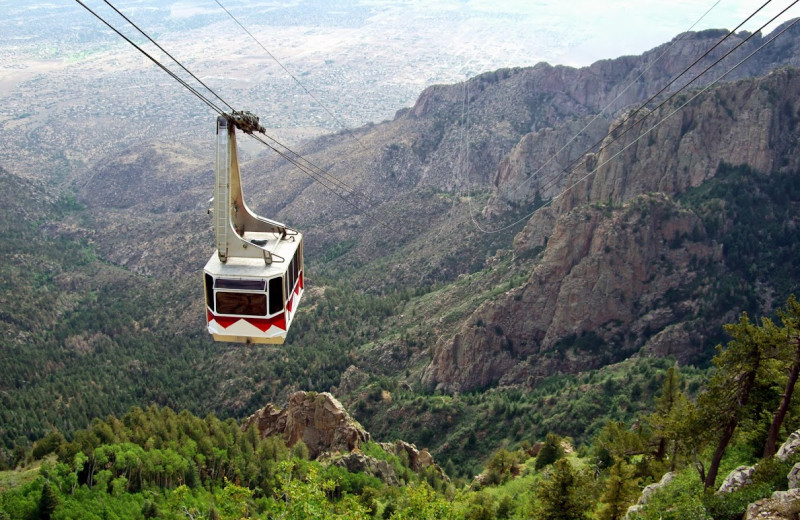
[69,0,799,237]
[3,1,797,133]
[155,0,797,70]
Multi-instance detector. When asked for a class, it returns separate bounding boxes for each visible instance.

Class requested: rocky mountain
[257,23,800,232]
[243,391,370,459]
[3,19,800,463]
[422,193,720,391]
[242,391,442,485]
[423,66,800,391]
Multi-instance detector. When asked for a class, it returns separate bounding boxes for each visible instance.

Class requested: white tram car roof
[203,231,302,277]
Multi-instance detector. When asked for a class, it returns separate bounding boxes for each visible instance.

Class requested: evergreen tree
[652,366,680,461]
[699,312,780,488]
[535,433,564,470]
[593,421,646,466]
[533,459,591,520]
[38,481,58,520]
[764,295,800,457]
[485,448,519,484]
[646,367,698,471]
[597,461,639,520]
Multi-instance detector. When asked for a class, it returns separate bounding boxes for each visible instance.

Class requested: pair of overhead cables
[74,0,228,117]
[494,0,726,204]
[72,0,396,232]
[211,0,367,151]
[463,0,798,234]
[455,0,727,233]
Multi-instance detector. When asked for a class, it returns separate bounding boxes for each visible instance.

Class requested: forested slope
[1,24,800,499]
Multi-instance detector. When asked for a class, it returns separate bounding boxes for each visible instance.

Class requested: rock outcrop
[423,193,718,391]
[242,391,370,459]
[715,430,800,518]
[242,392,447,486]
[624,472,676,520]
[514,67,800,254]
[718,465,757,494]
[744,489,800,519]
[789,464,800,490]
[380,440,437,473]
[777,430,800,462]
[327,452,400,486]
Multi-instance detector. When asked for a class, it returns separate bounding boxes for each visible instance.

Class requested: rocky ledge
[242,391,370,459]
[242,391,445,485]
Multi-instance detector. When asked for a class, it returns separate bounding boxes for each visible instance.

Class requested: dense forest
[1,294,799,519]
[8,160,799,473]
[0,154,800,518]
[2,16,800,517]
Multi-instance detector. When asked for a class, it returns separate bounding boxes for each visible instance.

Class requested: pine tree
[38,481,59,520]
[593,421,645,465]
[652,366,680,461]
[533,459,591,520]
[646,366,698,470]
[700,312,779,488]
[597,461,639,520]
[764,295,800,457]
[535,433,564,470]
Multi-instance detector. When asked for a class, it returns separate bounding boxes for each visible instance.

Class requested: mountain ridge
[1,22,799,470]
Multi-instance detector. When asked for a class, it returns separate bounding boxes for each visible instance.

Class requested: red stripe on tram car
[208,310,239,329]
[245,313,287,332]
[207,310,287,332]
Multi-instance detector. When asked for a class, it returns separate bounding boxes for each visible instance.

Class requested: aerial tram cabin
[203,112,303,344]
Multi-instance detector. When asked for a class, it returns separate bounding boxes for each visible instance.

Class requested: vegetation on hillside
[2,161,800,479]
[2,296,799,519]
[678,162,800,322]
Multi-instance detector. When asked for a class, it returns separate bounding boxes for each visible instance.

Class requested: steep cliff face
[422,50,800,392]
[514,67,800,252]
[483,23,800,216]
[564,68,800,210]
[485,115,611,214]
[423,194,718,391]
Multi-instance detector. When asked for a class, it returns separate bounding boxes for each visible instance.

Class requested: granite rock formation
[242,391,370,459]
[422,66,800,392]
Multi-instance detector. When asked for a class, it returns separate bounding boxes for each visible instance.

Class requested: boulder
[777,431,800,462]
[334,365,369,395]
[242,391,370,459]
[718,465,756,494]
[380,440,449,482]
[624,472,675,520]
[380,440,435,472]
[788,463,800,490]
[744,488,800,519]
[329,452,399,486]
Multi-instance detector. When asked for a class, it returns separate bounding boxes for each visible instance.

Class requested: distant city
[0,0,789,181]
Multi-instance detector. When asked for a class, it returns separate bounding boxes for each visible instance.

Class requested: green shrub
[31,432,64,460]
[627,470,710,520]
[702,482,772,520]
[751,457,791,490]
